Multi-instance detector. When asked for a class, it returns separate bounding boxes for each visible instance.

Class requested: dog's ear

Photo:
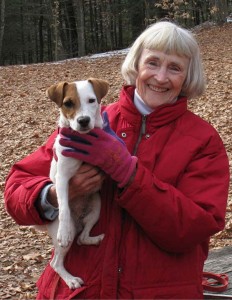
[46,82,68,107]
[88,78,109,103]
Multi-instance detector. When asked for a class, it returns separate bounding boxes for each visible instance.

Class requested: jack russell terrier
[41,78,109,289]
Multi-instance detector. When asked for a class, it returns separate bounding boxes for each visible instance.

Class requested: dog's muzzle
[77,116,91,128]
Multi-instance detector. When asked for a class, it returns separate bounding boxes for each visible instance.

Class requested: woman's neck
[133,89,154,115]
[134,89,178,115]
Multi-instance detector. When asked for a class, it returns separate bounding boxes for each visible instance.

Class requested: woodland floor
[0,23,232,299]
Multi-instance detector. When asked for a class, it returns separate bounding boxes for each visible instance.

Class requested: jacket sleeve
[116,131,230,253]
[4,131,57,225]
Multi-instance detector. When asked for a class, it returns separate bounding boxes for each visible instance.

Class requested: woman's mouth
[148,84,168,92]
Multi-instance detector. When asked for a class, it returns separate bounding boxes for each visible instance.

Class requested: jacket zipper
[133,115,146,155]
[117,115,146,289]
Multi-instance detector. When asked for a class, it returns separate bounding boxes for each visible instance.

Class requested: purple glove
[59,118,137,188]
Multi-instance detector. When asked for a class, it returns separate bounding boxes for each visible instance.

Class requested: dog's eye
[89,98,96,104]
[63,100,74,108]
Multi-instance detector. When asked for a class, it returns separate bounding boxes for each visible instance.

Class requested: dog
[43,78,109,289]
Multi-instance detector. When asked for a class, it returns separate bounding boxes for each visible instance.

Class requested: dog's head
[46,78,109,133]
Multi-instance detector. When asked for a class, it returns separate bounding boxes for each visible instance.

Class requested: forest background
[0,0,232,66]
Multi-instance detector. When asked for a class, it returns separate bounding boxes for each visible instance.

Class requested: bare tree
[52,0,60,61]
[0,0,5,63]
[75,0,85,56]
[210,0,229,23]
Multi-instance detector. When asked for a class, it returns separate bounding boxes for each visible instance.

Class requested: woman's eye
[89,98,96,103]
[63,100,74,108]
[149,60,158,66]
[170,65,181,72]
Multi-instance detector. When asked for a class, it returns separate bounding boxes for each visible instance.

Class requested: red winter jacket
[4,85,229,299]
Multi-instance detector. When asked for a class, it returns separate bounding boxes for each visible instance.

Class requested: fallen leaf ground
[0,24,231,299]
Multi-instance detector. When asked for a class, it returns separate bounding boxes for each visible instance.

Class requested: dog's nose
[78,116,91,127]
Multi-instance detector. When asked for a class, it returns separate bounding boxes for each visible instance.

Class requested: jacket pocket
[36,264,101,299]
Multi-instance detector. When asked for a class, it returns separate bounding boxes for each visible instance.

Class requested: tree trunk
[63,0,78,57]
[76,0,85,56]
[117,0,123,48]
[0,0,5,64]
[20,0,26,64]
[39,0,44,62]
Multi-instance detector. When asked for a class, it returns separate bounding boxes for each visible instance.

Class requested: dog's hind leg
[51,246,84,289]
[77,192,105,245]
[47,218,84,289]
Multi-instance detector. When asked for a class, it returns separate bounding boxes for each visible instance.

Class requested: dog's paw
[77,233,105,246]
[57,228,74,248]
[66,276,84,290]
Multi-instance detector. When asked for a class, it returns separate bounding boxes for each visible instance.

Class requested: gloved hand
[59,113,137,188]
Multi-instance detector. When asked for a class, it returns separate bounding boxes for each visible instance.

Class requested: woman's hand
[47,164,104,207]
[68,164,104,202]
[59,112,137,187]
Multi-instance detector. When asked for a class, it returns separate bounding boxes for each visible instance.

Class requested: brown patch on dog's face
[61,83,80,120]
[46,82,80,120]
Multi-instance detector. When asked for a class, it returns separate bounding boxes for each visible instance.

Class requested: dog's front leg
[55,155,80,248]
[56,177,74,247]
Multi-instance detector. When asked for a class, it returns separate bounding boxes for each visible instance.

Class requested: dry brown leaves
[0,24,231,298]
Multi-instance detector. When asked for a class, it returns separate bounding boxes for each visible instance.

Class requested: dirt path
[0,23,231,299]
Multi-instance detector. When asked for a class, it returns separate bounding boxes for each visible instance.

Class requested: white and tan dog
[44,78,109,289]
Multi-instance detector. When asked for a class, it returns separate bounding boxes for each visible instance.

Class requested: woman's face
[136,49,189,109]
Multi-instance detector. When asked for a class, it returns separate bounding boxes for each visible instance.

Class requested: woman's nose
[154,67,168,83]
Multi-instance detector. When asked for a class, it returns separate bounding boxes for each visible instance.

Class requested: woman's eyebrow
[145,55,160,61]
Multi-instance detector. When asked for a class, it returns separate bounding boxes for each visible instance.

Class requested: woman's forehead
[139,49,189,65]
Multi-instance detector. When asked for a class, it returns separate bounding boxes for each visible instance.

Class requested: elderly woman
[4,21,229,299]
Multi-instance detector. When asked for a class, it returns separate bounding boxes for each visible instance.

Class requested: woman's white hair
[121,21,205,99]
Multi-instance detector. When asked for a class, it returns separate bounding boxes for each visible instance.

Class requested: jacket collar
[119,85,188,129]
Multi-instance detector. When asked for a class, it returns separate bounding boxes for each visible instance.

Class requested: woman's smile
[148,84,169,93]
